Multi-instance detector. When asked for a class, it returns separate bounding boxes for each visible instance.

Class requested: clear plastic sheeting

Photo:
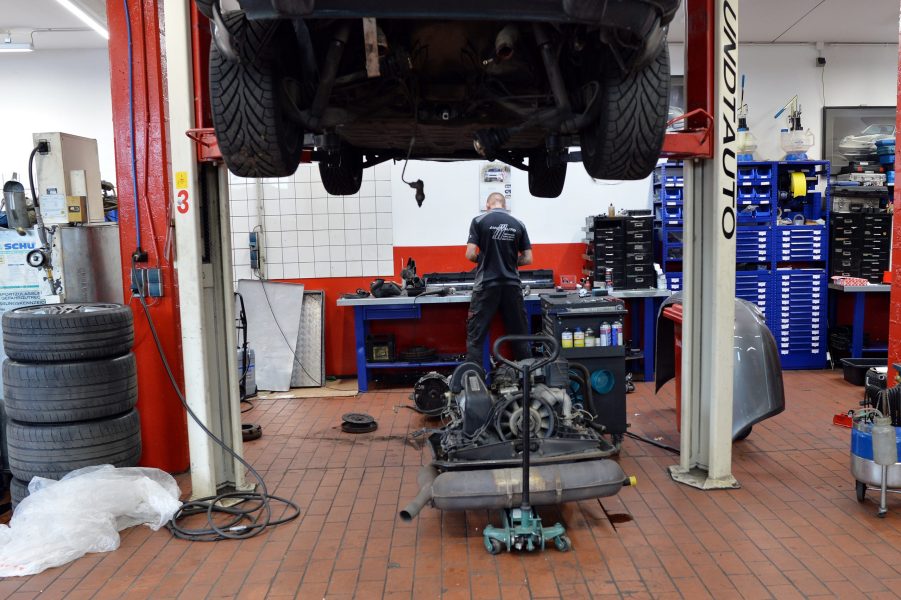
[0,465,182,577]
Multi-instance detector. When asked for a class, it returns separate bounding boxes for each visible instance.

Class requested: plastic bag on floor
[0,464,181,577]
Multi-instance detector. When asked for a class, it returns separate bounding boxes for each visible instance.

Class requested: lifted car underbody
[203,0,679,196]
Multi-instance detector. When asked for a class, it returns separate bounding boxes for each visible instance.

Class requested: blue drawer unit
[653,162,684,198]
[653,159,831,370]
[735,270,770,315]
[666,273,683,292]
[768,269,827,369]
[773,225,826,262]
[736,227,770,263]
[657,227,684,263]
[736,163,774,223]
[655,203,683,226]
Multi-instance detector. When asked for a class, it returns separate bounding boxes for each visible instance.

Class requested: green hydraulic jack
[482,335,572,554]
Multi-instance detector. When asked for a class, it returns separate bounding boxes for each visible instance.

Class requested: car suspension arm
[307,22,351,131]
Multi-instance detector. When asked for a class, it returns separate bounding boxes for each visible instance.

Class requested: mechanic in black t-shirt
[464,192,533,366]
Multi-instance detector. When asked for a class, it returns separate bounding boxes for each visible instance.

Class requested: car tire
[10,477,29,509]
[210,13,304,178]
[2,303,134,363]
[528,150,567,198]
[3,355,138,424]
[319,149,364,196]
[7,410,142,482]
[580,43,670,181]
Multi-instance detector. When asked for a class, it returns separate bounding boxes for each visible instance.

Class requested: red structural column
[684,0,714,131]
[107,0,189,472]
[889,4,901,370]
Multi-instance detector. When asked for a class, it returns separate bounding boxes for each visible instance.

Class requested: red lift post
[889,7,901,370]
[107,0,189,473]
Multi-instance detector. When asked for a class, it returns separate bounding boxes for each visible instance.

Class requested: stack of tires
[1,304,142,508]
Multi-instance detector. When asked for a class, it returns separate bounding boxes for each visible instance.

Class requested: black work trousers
[466,284,530,366]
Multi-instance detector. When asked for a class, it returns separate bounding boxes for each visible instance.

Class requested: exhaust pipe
[399,465,438,521]
[494,25,519,62]
[399,460,634,520]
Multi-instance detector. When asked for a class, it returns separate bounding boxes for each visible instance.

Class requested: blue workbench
[828,283,890,358]
[337,288,671,392]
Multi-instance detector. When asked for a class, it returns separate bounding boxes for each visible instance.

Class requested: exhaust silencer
[399,459,633,521]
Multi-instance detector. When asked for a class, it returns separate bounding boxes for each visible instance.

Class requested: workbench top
[828,283,891,293]
[336,287,672,306]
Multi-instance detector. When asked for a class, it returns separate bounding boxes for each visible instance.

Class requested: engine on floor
[413,359,616,467]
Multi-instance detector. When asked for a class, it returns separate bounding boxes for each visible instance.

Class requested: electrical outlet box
[146,268,163,297]
[130,268,164,298]
[130,269,145,296]
[249,232,260,270]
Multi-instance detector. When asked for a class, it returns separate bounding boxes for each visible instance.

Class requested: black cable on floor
[131,261,300,541]
[624,431,680,455]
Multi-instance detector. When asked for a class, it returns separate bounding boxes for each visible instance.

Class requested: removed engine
[402,337,633,524]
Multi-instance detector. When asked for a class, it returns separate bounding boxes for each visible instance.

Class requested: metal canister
[611,320,623,346]
[599,322,611,347]
[2,179,31,231]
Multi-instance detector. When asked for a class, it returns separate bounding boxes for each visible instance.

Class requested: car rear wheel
[319,148,364,196]
[580,44,670,181]
[528,150,567,198]
[209,13,304,178]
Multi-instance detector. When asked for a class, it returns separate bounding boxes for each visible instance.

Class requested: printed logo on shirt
[490,223,517,241]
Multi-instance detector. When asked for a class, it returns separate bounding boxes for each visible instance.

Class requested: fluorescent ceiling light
[0,35,33,52]
[54,0,109,40]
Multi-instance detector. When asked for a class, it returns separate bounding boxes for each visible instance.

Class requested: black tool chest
[540,293,628,434]
[830,212,891,283]
[586,215,656,290]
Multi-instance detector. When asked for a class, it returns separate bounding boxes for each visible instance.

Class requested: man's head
[486,193,506,210]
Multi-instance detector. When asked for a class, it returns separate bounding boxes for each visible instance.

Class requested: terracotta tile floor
[3,370,901,599]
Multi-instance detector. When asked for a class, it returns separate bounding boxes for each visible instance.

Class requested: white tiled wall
[229,162,395,281]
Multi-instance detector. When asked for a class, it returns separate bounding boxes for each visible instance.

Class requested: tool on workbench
[401,257,426,296]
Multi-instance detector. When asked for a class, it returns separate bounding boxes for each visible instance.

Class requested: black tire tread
[10,478,29,509]
[582,44,670,181]
[3,355,137,424]
[2,304,134,362]
[7,410,142,481]
[319,151,364,196]
[528,151,567,198]
[210,14,302,178]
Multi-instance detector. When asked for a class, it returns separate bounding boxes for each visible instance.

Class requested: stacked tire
[1,304,142,508]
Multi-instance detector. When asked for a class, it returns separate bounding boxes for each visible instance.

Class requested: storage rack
[829,187,892,283]
[583,215,656,290]
[654,159,831,369]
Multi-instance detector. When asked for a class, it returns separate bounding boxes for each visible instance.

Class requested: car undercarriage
[202,0,679,197]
